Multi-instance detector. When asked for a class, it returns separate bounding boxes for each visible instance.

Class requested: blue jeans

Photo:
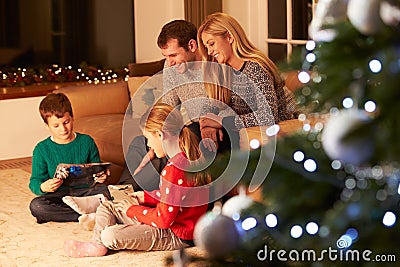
[29,185,110,223]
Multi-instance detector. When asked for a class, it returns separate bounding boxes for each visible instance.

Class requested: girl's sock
[64,240,108,258]
[62,194,105,214]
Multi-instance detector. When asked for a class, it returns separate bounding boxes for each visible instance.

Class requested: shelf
[0,82,88,100]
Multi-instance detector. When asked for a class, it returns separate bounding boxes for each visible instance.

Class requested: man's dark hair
[157,20,197,50]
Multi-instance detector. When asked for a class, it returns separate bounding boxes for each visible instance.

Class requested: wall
[19,0,53,62]
[1,0,267,160]
[0,97,49,160]
[134,0,185,62]
[133,0,267,62]
[222,0,267,54]
[91,0,135,67]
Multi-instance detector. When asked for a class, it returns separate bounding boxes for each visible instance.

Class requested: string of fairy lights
[0,64,129,87]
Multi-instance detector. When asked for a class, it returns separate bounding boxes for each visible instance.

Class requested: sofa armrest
[53,81,130,119]
[239,115,328,150]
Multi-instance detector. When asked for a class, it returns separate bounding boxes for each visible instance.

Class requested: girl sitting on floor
[64,103,211,257]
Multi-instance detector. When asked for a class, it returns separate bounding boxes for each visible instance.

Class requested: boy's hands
[40,178,63,193]
[93,169,111,184]
[54,165,69,179]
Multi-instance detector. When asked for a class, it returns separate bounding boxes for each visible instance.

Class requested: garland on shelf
[0,62,129,87]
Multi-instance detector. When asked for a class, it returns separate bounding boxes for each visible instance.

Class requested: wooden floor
[0,157,32,173]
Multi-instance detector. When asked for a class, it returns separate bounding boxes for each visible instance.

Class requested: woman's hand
[200,127,222,152]
[40,178,63,193]
[200,113,223,129]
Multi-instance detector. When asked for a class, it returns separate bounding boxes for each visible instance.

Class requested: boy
[29,93,109,223]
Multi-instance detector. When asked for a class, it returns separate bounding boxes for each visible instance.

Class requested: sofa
[53,59,315,185]
[53,59,166,183]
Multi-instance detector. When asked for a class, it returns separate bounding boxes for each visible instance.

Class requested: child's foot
[78,213,96,231]
[64,240,108,258]
[62,194,105,214]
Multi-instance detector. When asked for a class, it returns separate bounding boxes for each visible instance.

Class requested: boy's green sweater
[29,133,100,195]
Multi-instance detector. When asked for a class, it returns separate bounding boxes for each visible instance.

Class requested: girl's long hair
[140,103,211,186]
[198,12,283,105]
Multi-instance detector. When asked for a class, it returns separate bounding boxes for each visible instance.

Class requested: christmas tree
[171,1,400,266]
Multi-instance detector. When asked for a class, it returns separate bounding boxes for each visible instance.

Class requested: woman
[64,103,211,257]
[197,12,297,141]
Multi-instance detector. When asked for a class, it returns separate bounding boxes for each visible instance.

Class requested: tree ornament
[222,186,253,218]
[322,109,374,165]
[308,0,348,42]
[193,203,241,259]
[380,0,400,27]
[347,0,384,35]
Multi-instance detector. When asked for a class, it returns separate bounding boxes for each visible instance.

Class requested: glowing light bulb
[306,53,316,63]
[298,71,311,84]
[342,97,354,108]
[266,124,280,136]
[265,214,278,228]
[242,217,257,231]
[331,160,342,170]
[293,151,305,162]
[290,225,303,238]
[304,159,317,172]
[382,211,396,227]
[305,40,316,51]
[306,222,319,235]
[298,114,307,121]
[369,59,382,73]
[232,213,240,221]
[364,101,376,112]
[249,139,260,149]
[303,124,311,132]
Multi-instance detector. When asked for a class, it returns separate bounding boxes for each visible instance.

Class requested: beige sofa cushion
[74,114,142,163]
[54,81,130,119]
[127,76,150,97]
[74,114,125,166]
[127,74,163,119]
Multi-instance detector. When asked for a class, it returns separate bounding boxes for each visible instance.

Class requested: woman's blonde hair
[140,103,211,186]
[198,12,283,104]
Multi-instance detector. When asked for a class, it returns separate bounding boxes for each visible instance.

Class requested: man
[119,20,226,190]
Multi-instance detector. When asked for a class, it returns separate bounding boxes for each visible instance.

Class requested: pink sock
[64,240,108,258]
